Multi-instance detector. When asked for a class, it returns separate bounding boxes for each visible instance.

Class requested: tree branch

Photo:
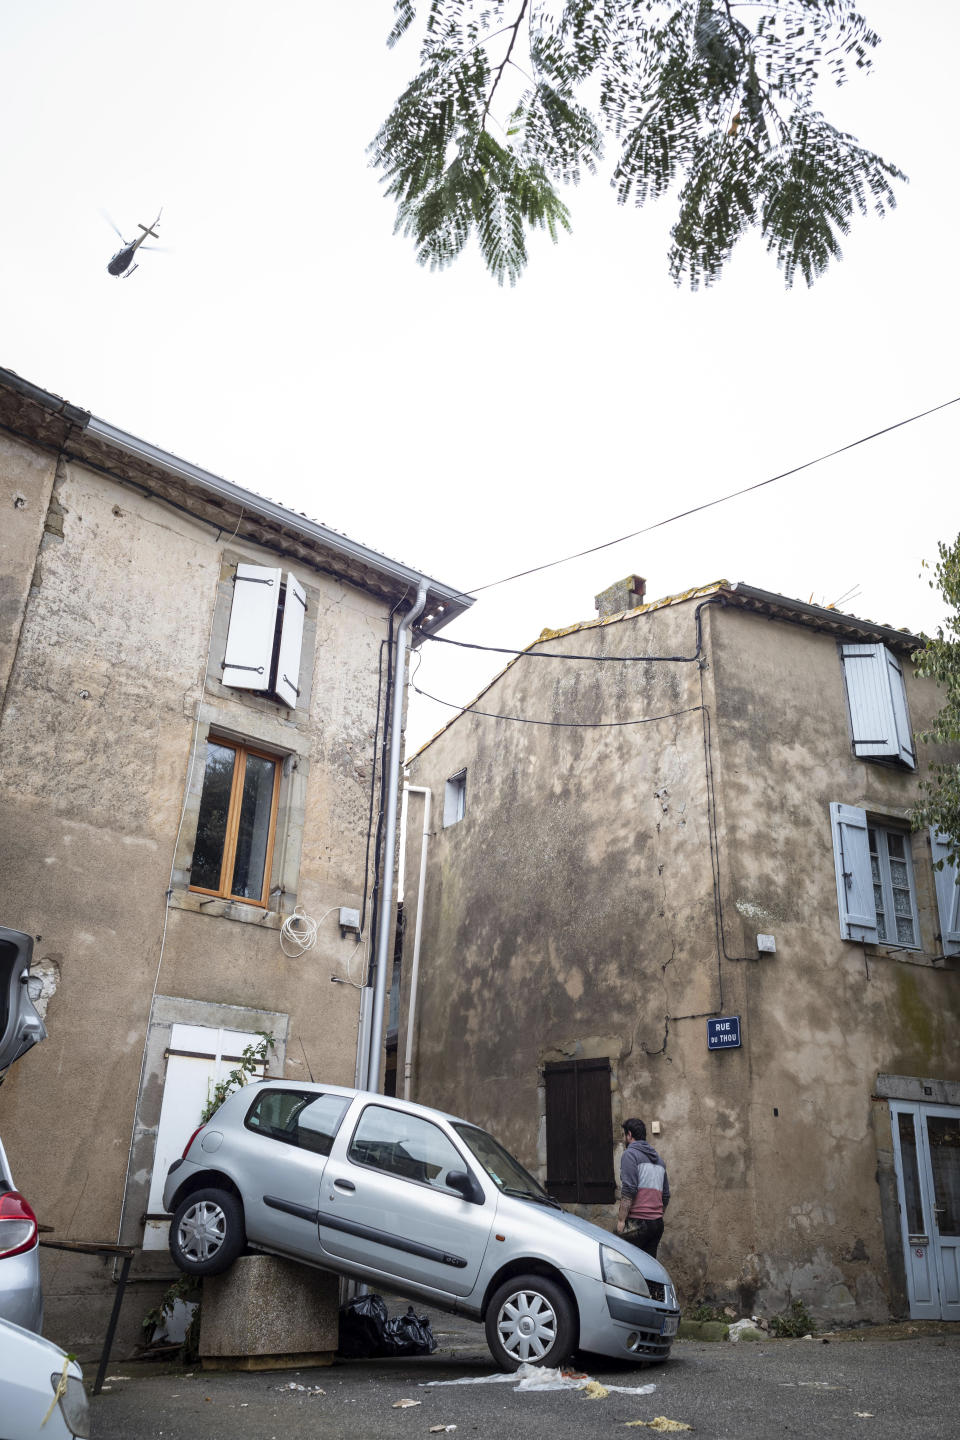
[481,0,529,131]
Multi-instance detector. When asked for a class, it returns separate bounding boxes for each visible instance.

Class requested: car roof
[248,1080,470,1130]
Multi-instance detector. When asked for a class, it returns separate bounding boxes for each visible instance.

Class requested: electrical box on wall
[757,933,776,954]
[339,907,361,937]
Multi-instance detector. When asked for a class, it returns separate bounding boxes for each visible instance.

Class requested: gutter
[402,783,432,1101]
[84,417,472,634]
[723,582,922,652]
[364,582,428,1091]
[0,367,90,429]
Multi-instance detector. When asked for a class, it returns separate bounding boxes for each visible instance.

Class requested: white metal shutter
[274,573,307,708]
[930,829,960,956]
[222,564,281,692]
[830,802,879,943]
[143,1023,266,1250]
[840,643,915,768]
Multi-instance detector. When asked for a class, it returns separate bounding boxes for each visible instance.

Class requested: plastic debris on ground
[424,1363,656,1395]
[339,1293,437,1359]
[429,1427,457,1433]
[275,1382,325,1395]
[624,1419,693,1432]
[392,1398,422,1408]
[727,1319,765,1342]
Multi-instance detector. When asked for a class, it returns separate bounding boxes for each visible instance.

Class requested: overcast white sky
[2,2,957,752]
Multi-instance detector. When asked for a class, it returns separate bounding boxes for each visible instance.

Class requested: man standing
[616,1118,669,1258]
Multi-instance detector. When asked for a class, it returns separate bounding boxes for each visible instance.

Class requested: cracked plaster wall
[0,435,395,1348]
[402,597,960,1325]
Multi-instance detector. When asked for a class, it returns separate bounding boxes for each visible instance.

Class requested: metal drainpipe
[402,783,432,1101]
[364,582,427,1092]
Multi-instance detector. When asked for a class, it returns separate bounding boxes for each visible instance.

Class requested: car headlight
[600,1244,651,1297]
[50,1372,90,1439]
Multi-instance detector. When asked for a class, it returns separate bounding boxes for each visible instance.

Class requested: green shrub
[770,1299,816,1337]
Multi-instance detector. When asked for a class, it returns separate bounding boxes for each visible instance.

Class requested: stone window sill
[169,887,290,930]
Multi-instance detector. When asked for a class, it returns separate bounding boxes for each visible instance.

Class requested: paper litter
[392,1398,422,1408]
[624,1419,693,1432]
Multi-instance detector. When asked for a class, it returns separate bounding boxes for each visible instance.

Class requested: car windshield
[453,1123,560,1207]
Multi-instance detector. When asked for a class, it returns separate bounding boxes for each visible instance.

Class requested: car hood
[547,1205,673,1285]
[0,1314,82,1377]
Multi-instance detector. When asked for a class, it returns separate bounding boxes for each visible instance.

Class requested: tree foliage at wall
[372,0,905,287]
[913,535,960,869]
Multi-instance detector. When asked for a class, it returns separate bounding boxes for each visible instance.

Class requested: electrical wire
[412,683,704,729]
[465,395,960,594]
[419,632,704,662]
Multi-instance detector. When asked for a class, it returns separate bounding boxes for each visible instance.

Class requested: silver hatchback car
[163,1082,679,1369]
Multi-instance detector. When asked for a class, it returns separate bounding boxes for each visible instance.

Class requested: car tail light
[0,1190,38,1259]
[182,1126,205,1159]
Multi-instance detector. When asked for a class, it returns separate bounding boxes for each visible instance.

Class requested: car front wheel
[169,1187,245,1276]
[485,1274,577,1371]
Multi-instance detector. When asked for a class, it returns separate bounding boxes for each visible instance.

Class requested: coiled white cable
[280,905,323,958]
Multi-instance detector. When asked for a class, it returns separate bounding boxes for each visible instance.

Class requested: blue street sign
[707,1016,741,1050]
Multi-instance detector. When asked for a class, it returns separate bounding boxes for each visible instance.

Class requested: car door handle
[334,1178,356,1192]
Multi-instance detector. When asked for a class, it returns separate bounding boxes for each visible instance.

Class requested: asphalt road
[89,1325,959,1440]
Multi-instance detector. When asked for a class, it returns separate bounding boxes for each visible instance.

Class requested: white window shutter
[830,802,879,943]
[840,643,915,768]
[274,573,307,709]
[930,829,960,956]
[223,564,281,691]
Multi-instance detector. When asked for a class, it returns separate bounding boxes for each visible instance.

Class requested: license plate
[661,1315,679,1337]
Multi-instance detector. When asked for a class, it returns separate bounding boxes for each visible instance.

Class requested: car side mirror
[445,1169,483,1204]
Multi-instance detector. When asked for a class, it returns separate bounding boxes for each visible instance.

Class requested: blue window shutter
[930,829,960,956]
[830,803,879,942]
[884,651,916,769]
[274,573,307,708]
[840,643,915,768]
[223,564,280,691]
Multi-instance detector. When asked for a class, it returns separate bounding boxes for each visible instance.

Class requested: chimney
[594,574,647,620]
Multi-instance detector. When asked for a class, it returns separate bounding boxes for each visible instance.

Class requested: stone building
[400,576,960,1325]
[0,366,470,1352]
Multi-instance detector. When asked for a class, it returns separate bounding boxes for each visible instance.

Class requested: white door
[143,1024,265,1251]
[890,1101,960,1320]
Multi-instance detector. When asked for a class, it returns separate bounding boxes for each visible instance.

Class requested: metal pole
[364,582,427,1091]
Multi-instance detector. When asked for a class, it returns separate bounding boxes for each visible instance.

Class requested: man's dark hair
[623,1118,646,1142]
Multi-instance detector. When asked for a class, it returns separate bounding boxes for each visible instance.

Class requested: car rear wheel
[485,1274,576,1371]
[169,1188,245,1276]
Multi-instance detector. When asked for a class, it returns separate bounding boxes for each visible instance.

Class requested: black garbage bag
[338,1292,389,1358]
[381,1304,437,1357]
[337,1294,437,1358]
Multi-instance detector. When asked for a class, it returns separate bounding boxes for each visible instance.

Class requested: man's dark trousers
[624,1217,664,1258]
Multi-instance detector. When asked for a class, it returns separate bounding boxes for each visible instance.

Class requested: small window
[869,826,920,948]
[245,1089,350,1155]
[443,770,466,827]
[839,643,915,769]
[190,738,281,907]
[348,1104,464,1192]
[222,564,307,709]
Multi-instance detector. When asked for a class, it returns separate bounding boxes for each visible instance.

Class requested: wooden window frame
[189,737,282,909]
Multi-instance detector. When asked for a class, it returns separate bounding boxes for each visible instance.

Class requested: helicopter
[105,209,162,278]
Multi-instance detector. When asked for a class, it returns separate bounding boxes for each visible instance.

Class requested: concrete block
[200,1256,338,1369]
